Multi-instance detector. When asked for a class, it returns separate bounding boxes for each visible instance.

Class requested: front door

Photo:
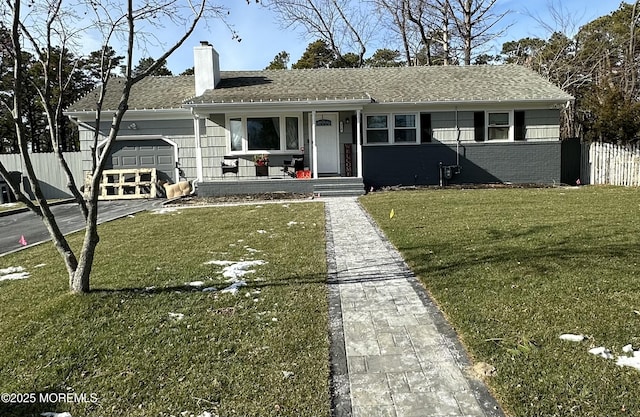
[315,113,339,174]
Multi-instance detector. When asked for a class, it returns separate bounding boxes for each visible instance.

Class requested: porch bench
[221,156,239,178]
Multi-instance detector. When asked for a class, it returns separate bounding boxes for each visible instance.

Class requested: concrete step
[313,178,365,197]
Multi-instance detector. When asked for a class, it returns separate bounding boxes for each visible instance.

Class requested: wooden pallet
[87,168,157,200]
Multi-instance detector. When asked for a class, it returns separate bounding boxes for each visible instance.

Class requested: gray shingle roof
[67,76,195,112]
[67,64,572,112]
[189,65,572,105]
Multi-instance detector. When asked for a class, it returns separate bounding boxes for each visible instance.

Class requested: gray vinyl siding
[427,109,560,144]
[523,109,560,141]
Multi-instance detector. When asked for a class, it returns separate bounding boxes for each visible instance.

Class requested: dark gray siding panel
[363,142,561,187]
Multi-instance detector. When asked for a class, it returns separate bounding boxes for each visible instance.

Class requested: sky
[140,0,626,74]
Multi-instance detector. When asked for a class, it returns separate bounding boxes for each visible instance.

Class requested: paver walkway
[325,197,503,417]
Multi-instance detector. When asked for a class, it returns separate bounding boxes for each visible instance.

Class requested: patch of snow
[41,413,72,417]
[0,266,29,281]
[34,263,46,268]
[204,260,235,266]
[257,229,267,234]
[202,287,217,292]
[144,286,156,292]
[151,207,180,215]
[617,355,640,371]
[588,346,614,360]
[221,260,266,280]
[623,344,634,353]
[282,371,294,379]
[187,281,205,287]
[282,204,290,208]
[221,280,247,295]
[271,317,278,322]
[0,202,18,208]
[168,312,185,320]
[245,247,260,253]
[287,221,298,226]
[0,266,25,275]
[560,334,585,342]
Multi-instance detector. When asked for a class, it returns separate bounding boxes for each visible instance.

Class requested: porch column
[311,110,318,179]
[356,109,363,178]
[191,109,204,181]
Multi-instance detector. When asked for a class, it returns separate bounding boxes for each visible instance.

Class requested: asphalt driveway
[0,199,159,256]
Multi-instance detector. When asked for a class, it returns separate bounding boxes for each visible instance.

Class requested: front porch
[197,176,366,197]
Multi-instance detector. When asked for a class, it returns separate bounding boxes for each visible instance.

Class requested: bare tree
[265,0,377,67]
[0,0,231,293]
[447,0,509,65]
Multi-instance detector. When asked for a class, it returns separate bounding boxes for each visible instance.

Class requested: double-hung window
[229,115,301,152]
[394,115,417,142]
[487,112,511,140]
[365,113,418,144]
[366,115,389,143]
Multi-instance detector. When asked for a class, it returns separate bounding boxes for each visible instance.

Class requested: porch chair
[283,156,304,178]
[221,156,239,178]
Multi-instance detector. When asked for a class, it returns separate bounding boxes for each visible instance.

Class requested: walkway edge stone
[326,202,353,417]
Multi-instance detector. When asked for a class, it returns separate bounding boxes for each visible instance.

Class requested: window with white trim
[394,114,416,142]
[228,115,301,152]
[487,112,511,140]
[365,113,418,144]
[366,115,389,143]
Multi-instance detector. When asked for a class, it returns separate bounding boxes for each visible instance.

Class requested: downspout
[191,108,204,183]
[455,107,460,167]
[356,109,363,178]
[312,110,318,179]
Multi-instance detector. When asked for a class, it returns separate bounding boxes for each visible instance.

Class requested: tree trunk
[69,203,100,293]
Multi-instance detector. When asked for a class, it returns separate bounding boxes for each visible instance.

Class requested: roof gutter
[183,98,371,111]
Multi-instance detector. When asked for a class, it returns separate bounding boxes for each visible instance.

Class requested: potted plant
[254,154,269,176]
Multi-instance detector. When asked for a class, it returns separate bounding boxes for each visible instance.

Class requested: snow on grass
[563,332,640,372]
[616,352,640,371]
[41,413,72,417]
[201,259,267,296]
[151,207,181,215]
[168,312,185,321]
[221,280,247,295]
[218,260,266,280]
[559,334,585,342]
[588,346,614,360]
[186,281,205,287]
[0,266,30,282]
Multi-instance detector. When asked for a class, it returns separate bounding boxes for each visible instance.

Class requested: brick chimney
[194,41,220,96]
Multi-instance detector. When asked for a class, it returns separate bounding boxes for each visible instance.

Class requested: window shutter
[514,111,526,141]
[420,113,432,143]
[474,112,485,142]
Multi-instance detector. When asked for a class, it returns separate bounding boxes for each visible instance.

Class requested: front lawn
[0,202,329,417]
[361,187,640,417]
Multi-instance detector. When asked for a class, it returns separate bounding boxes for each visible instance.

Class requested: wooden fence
[582,141,640,186]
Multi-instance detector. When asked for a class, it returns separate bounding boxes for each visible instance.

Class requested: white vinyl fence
[0,152,83,199]
[582,141,640,186]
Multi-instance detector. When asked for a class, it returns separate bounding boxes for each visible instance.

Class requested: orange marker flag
[18,235,27,246]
